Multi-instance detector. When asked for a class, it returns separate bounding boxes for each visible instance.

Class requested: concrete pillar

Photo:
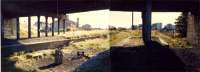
[142,0,152,46]
[37,15,40,37]
[197,4,200,47]
[1,16,4,40]
[182,12,188,37]
[16,17,20,40]
[3,18,17,38]
[58,17,60,35]
[63,19,66,34]
[196,14,200,48]
[52,17,55,36]
[187,12,200,48]
[187,12,195,46]
[28,16,31,38]
[45,16,48,37]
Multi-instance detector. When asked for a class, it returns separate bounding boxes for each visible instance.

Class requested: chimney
[77,18,79,28]
[131,11,134,30]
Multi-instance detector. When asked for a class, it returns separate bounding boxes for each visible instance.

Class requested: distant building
[117,27,127,30]
[162,24,176,32]
[152,23,162,31]
[136,23,162,31]
[81,24,91,30]
[65,20,78,31]
[138,24,143,30]
[39,22,50,32]
[131,25,138,30]
[109,25,117,30]
[34,22,51,32]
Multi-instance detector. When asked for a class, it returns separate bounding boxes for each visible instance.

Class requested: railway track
[2,35,108,56]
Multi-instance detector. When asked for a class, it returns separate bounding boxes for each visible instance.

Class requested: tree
[175,12,188,37]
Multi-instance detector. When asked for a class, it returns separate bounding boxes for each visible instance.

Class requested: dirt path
[112,36,143,47]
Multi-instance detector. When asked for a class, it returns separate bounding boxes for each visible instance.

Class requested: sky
[67,10,109,29]
[20,9,182,29]
[68,10,181,28]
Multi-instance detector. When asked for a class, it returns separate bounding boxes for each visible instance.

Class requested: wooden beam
[52,17,55,36]
[37,15,40,37]
[45,16,48,37]
[28,16,31,38]
[142,0,152,46]
[16,17,20,40]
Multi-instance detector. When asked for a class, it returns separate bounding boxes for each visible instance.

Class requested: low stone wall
[2,35,107,56]
[2,39,70,56]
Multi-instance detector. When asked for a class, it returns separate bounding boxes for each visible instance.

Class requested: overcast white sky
[68,9,181,28]
[20,9,181,29]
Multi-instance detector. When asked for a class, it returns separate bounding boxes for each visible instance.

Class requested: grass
[110,30,143,45]
[110,30,131,45]
[63,38,110,57]
[154,31,192,48]
[110,30,190,48]
[3,29,191,72]
[3,37,109,72]
[5,29,109,40]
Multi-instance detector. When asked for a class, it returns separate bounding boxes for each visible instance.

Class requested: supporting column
[187,12,200,48]
[196,13,200,48]
[28,16,31,38]
[187,12,194,45]
[63,19,66,34]
[197,3,200,48]
[182,12,188,37]
[37,15,40,37]
[1,16,4,40]
[131,11,134,30]
[52,17,55,36]
[45,16,48,37]
[58,17,60,35]
[16,17,20,40]
[142,0,152,46]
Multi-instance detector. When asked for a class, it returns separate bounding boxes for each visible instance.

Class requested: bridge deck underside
[2,0,199,18]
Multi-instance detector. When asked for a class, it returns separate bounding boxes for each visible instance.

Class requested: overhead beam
[110,1,197,12]
[2,0,108,18]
